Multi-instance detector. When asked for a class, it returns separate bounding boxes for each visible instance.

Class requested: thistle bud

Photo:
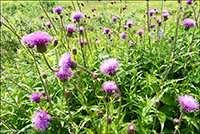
[37,44,47,53]
[42,73,47,79]
[97,110,103,118]
[64,90,71,99]
[113,93,119,100]
[72,48,77,55]
[53,39,59,47]
[70,61,77,69]
[155,99,160,106]
[106,117,111,124]
[127,123,135,134]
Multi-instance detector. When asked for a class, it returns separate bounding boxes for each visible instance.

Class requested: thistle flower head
[71,11,83,21]
[22,31,51,47]
[100,58,119,75]
[112,16,117,21]
[53,6,63,14]
[174,118,180,123]
[150,24,156,28]
[136,29,143,36]
[103,28,110,34]
[162,10,168,14]
[123,25,128,30]
[32,110,50,131]
[177,94,199,112]
[157,18,162,25]
[66,24,76,33]
[182,19,195,30]
[101,81,117,94]
[59,53,72,72]
[162,12,169,18]
[55,69,71,81]
[30,92,41,103]
[149,10,155,16]
[126,20,133,27]
[78,40,87,47]
[120,32,126,39]
[185,0,192,4]
[127,123,135,134]
[45,22,51,27]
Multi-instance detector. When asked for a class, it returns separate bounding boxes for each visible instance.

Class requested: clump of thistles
[182,19,195,31]
[100,58,119,75]
[32,110,50,131]
[177,94,199,113]
[30,92,41,103]
[53,6,63,14]
[71,11,83,21]
[101,81,117,95]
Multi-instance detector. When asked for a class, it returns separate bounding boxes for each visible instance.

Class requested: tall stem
[62,83,76,133]
[147,0,151,46]
[173,112,184,134]
[189,54,199,90]
[152,105,158,132]
[106,97,110,134]
[0,99,30,115]
[159,21,167,75]
[1,72,31,94]
[114,76,122,131]
[42,53,58,72]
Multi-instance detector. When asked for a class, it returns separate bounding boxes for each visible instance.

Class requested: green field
[1,1,200,134]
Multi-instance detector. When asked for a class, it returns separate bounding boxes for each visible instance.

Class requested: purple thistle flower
[120,32,126,39]
[103,28,110,34]
[71,11,83,21]
[97,110,103,118]
[136,29,143,36]
[40,15,44,19]
[68,5,72,9]
[180,6,183,9]
[154,8,157,11]
[99,26,102,29]
[78,26,84,33]
[153,39,157,44]
[157,18,162,25]
[185,0,192,4]
[127,123,135,133]
[30,92,41,103]
[66,24,75,32]
[162,10,168,14]
[126,20,133,27]
[78,40,87,47]
[22,31,51,47]
[53,6,63,14]
[106,117,112,124]
[59,53,72,72]
[97,41,99,46]
[123,25,128,30]
[182,19,195,30]
[32,110,50,131]
[155,11,158,14]
[177,94,199,112]
[112,16,117,21]
[41,91,46,96]
[55,69,71,81]
[45,22,51,28]
[149,10,155,16]
[113,93,119,100]
[100,58,119,75]
[102,81,117,93]
[174,118,180,123]
[162,12,169,18]
[150,24,156,28]
[122,7,126,10]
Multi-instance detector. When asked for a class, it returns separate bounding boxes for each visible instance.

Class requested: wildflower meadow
[1,0,200,134]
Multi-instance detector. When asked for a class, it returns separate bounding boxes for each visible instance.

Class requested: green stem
[173,112,184,134]
[42,53,58,72]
